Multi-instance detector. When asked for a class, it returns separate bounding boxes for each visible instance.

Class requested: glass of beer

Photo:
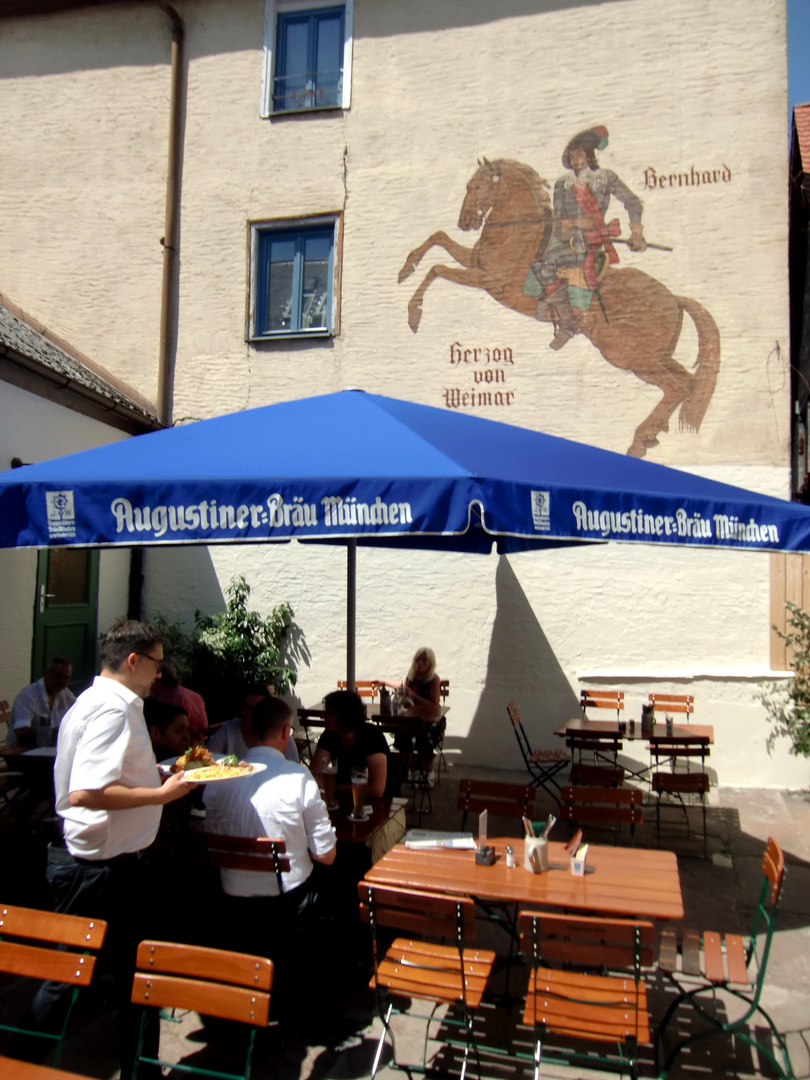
[322,761,338,809]
[350,766,369,820]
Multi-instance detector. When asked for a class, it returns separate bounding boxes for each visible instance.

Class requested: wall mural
[398,127,720,458]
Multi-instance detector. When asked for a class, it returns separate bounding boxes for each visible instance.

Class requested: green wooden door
[32,548,99,693]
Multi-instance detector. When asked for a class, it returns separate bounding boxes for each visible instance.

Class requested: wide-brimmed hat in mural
[562,125,610,168]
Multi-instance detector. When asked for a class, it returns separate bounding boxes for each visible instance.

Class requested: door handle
[39,585,56,613]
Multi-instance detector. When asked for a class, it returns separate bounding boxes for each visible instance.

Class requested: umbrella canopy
[1,388,808,554]
[3,389,810,685]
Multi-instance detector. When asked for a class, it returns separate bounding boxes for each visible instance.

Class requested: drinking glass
[350,766,369,820]
[321,761,338,809]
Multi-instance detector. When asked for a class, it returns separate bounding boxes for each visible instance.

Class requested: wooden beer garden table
[329,791,407,864]
[553,718,714,744]
[364,835,683,921]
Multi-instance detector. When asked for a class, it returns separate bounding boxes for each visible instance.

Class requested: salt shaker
[505,845,516,869]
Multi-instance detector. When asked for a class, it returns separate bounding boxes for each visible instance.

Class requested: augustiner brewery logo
[571,501,780,544]
[46,490,76,539]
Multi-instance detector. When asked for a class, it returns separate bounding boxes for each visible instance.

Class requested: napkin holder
[570,843,589,876]
[475,845,496,866]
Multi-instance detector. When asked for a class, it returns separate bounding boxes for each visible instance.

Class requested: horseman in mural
[397,142,720,459]
[528,126,648,350]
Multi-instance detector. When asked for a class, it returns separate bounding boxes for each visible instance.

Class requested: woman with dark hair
[311,690,388,798]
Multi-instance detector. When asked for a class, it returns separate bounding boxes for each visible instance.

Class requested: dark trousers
[11,843,158,1076]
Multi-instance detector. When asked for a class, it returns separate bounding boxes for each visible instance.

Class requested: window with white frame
[262,0,353,116]
[249,216,340,340]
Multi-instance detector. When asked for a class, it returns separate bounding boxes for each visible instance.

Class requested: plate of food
[158,746,264,782]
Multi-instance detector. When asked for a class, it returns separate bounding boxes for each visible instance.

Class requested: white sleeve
[302,773,336,856]
[69,707,132,792]
[10,686,36,729]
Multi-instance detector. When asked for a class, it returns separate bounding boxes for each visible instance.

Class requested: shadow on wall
[446,555,579,768]
[141,545,226,626]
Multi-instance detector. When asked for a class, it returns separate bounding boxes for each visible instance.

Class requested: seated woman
[380,648,444,778]
[311,690,388,798]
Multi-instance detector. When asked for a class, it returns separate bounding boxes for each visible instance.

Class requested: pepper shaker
[505,845,516,869]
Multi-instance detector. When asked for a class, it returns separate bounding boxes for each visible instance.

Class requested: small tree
[759,602,810,757]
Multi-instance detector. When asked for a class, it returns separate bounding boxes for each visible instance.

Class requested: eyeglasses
[136,652,164,673]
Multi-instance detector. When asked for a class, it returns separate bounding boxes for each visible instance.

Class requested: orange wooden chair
[648,691,694,722]
[336,679,380,700]
[657,838,793,1079]
[506,700,571,806]
[560,785,643,846]
[359,883,495,1080]
[130,941,273,1080]
[649,733,710,857]
[519,910,653,1080]
[580,689,625,721]
[0,903,107,1065]
[457,778,535,833]
[199,833,290,894]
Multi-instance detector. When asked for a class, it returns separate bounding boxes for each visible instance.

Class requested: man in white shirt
[9,657,74,746]
[204,694,336,1012]
[17,621,195,1069]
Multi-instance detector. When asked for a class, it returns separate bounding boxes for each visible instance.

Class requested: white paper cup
[524,837,548,873]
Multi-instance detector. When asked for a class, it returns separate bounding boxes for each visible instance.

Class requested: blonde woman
[381,648,443,779]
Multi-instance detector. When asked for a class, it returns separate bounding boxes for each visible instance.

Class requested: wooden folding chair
[0,903,107,1065]
[648,692,693,722]
[519,910,653,1080]
[359,883,495,1080]
[129,941,273,1080]
[337,679,380,700]
[560,786,643,846]
[506,701,570,807]
[566,730,625,787]
[657,837,794,1079]
[199,833,290,894]
[649,732,710,857]
[580,689,625,721]
[457,778,536,833]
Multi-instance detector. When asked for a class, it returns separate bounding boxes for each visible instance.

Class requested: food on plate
[172,745,214,772]
[180,762,255,781]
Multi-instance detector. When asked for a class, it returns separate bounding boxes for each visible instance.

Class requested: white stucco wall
[1,0,802,788]
[0,381,131,707]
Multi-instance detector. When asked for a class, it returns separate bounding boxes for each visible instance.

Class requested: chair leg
[371,1001,394,1080]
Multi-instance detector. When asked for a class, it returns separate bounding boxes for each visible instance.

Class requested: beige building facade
[0,0,803,786]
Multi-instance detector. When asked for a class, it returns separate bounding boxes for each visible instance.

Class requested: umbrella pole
[347,539,356,692]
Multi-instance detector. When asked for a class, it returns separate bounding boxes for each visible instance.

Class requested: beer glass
[350,766,369,820]
[322,761,338,809]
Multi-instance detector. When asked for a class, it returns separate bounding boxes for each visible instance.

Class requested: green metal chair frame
[0,902,107,1066]
[129,940,273,1080]
[359,882,495,1080]
[656,836,794,1079]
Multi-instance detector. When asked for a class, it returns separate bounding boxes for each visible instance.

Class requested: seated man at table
[143,697,191,762]
[207,684,300,763]
[203,695,336,964]
[9,656,74,746]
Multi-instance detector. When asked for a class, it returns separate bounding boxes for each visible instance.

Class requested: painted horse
[398,158,720,458]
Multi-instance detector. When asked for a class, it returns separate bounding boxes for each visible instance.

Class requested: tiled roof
[0,298,159,430]
[794,103,810,176]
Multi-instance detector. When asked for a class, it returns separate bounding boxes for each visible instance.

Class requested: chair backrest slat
[135,941,272,990]
[358,883,476,943]
[518,910,654,969]
[457,779,535,820]
[439,679,450,702]
[0,904,106,950]
[649,692,694,717]
[0,940,97,985]
[201,834,291,877]
[762,836,785,906]
[580,690,624,716]
[336,680,379,699]
[131,971,270,1027]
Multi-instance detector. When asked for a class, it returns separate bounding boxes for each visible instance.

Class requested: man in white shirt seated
[204,694,336,1017]
[9,657,75,746]
[206,684,300,763]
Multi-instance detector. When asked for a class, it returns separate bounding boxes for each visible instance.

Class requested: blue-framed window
[273,6,344,112]
[251,220,336,339]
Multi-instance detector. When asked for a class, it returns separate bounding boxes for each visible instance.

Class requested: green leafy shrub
[759,601,810,757]
[153,576,301,722]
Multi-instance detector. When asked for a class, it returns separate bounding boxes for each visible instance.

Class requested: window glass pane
[46,548,89,606]
[267,236,296,331]
[276,17,310,110]
[314,14,343,107]
[301,233,331,329]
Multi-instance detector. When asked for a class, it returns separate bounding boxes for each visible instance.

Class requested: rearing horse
[398,158,720,458]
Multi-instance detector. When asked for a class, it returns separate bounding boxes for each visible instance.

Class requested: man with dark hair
[144,697,191,760]
[16,620,195,1068]
[9,656,74,746]
[207,684,300,763]
[203,694,335,945]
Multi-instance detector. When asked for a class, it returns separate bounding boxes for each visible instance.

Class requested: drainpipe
[156,2,184,427]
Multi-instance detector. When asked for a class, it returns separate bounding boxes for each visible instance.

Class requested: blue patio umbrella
[2,388,810,681]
